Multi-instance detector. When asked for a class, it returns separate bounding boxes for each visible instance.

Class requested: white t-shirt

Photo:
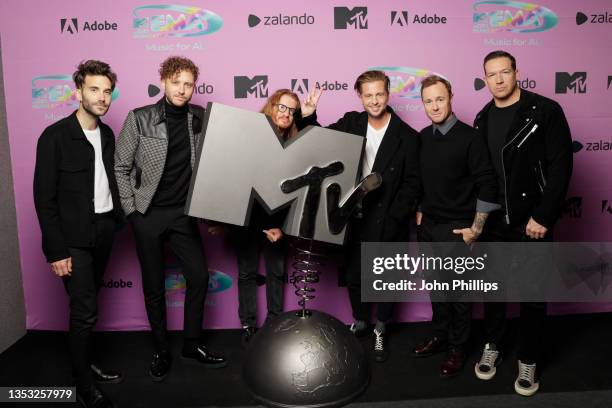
[82,127,113,213]
[361,117,390,178]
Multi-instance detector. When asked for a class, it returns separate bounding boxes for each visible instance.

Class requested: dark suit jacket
[300,107,420,241]
[34,111,122,263]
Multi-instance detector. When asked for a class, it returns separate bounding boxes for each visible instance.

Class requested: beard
[81,98,109,118]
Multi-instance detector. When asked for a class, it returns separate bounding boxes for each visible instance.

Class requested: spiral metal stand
[289,237,325,318]
[243,236,369,408]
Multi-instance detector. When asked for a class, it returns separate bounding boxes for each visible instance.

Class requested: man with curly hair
[115,56,226,382]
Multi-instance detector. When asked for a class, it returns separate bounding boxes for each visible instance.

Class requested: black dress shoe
[242,326,258,347]
[181,345,227,368]
[412,336,448,358]
[440,347,466,378]
[76,385,116,408]
[91,364,123,384]
[149,350,171,382]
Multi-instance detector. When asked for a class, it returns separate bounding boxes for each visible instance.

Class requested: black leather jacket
[114,98,204,216]
[474,89,572,228]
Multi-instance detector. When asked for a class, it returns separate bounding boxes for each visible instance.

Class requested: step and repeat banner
[0,0,611,330]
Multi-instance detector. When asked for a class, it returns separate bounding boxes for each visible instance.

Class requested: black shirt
[419,118,497,221]
[152,100,192,207]
[487,102,519,207]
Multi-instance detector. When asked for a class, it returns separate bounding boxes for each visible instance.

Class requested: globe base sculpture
[243,309,369,408]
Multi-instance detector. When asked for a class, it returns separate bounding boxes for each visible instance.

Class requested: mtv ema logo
[133,4,223,39]
[234,75,269,98]
[473,1,558,33]
[563,196,582,218]
[165,267,231,307]
[370,66,447,99]
[32,75,119,109]
[334,7,368,29]
[555,72,587,94]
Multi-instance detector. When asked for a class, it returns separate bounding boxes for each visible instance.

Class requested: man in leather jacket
[115,56,226,382]
[472,50,572,396]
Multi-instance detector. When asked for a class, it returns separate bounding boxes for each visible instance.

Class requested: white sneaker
[514,360,539,396]
[475,343,501,380]
[373,329,388,362]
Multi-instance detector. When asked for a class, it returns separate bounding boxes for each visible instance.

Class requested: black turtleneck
[152,99,192,207]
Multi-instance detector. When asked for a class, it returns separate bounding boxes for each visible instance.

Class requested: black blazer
[34,111,122,262]
[300,107,420,241]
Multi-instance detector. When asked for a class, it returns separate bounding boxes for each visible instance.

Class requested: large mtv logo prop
[186,103,367,245]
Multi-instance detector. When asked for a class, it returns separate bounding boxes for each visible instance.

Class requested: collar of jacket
[150,97,204,125]
[68,110,112,146]
[475,89,539,123]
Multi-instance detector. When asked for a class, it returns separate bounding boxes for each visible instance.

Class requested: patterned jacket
[114,98,205,216]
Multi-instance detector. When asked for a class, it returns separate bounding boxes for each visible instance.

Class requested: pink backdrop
[1,0,611,330]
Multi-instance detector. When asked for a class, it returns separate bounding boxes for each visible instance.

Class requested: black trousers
[233,228,286,327]
[480,212,548,364]
[131,206,209,352]
[418,215,473,348]
[345,221,393,323]
[63,212,116,391]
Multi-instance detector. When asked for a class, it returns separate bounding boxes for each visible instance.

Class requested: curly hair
[158,56,199,82]
[73,60,117,90]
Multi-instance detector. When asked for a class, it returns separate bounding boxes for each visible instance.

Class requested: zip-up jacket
[473,89,572,229]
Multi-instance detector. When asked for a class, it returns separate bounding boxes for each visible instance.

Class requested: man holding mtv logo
[300,70,420,362]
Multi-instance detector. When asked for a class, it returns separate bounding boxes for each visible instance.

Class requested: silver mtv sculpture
[186,102,377,407]
[186,102,375,245]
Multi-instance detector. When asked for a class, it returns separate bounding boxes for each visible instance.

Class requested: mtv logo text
[234,76,269,98]
[186,103,366,245]
[334,7,368,29]
[555,72,587,94]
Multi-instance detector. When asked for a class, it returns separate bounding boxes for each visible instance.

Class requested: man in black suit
[300,70,420,362]
[34,60,123,408]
